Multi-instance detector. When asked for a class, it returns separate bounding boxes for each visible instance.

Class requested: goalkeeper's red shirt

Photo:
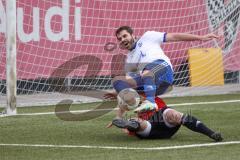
[137,97,167,120]
[126,97,167,136]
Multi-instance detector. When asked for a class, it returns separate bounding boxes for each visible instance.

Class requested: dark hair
[115,26,133,37]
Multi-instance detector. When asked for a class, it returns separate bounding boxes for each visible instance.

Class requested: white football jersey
[125,31,172,74]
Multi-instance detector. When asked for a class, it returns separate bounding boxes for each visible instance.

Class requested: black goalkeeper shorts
[137,107,181,139]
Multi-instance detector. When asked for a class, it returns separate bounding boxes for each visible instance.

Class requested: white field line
[0,141,240,150]
[170,99,240,106]
[2,99,240,116]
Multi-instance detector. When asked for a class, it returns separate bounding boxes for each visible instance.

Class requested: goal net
[0,0,240,108]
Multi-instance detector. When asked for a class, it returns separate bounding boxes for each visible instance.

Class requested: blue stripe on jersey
[163,32,167,42]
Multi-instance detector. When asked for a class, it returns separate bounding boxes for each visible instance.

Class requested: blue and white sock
[143,76,156,104]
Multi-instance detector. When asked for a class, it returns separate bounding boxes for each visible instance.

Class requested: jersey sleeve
[142,31,167,44]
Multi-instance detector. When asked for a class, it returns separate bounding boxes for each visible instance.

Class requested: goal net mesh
[0,0,240,107]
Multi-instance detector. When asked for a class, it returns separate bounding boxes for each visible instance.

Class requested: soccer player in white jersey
[105,26,220,113]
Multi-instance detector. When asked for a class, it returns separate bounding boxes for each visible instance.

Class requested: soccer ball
[117,88,140,110]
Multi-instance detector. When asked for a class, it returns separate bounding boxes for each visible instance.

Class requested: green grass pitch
[0,94,240,160]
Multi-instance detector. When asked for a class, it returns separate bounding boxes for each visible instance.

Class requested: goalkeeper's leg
[181,114,223,142]
[163,109,223,142]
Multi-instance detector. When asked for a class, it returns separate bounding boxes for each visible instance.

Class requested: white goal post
[5,0,17,115]
[0,0,240,113]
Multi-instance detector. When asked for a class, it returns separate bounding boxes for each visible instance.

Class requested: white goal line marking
[170,99,240,106]
[13,99,240,116]
[0,141,240,150]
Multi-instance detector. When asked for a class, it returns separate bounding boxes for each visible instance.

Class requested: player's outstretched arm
[166,32,221,42]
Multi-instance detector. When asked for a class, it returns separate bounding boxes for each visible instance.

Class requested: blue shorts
[128,60,173,95]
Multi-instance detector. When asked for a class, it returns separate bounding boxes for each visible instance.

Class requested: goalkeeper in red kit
[105,94,223,141]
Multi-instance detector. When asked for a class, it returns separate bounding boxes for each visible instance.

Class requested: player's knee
[112,76,125,83]
[163,109,183,126]
[112,76,131,92]
[112,76,136,87]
